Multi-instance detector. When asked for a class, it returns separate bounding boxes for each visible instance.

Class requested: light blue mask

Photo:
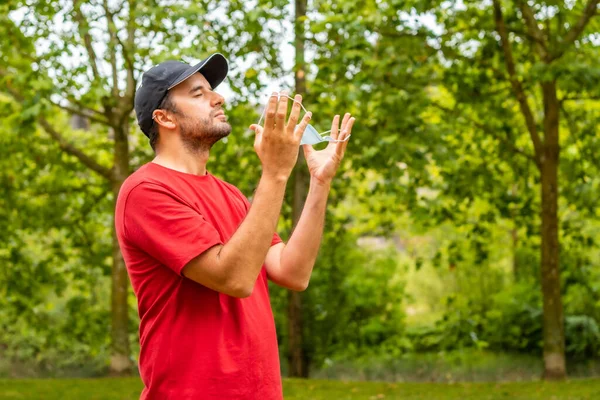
[256,94,351,146]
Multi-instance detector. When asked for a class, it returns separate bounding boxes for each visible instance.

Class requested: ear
[152,109,177,130]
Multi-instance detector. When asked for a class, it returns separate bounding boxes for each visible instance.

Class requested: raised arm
[182,93,311,297]
[266,113,355,290]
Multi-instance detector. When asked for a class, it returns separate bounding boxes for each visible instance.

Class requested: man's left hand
[303,113,355,185]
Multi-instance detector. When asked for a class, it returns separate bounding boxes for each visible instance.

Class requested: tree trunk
[288,147,309,377]
[511,227,519,281]
[510,185,520,282]
[539,81,566,380]
[287,0,309,379]
[110,123,133,375]
[287,285,307,377]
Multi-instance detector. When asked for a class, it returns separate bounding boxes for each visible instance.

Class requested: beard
[177,109,232,153]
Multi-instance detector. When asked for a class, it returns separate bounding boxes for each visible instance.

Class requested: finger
[332,113,351,149]
[340,113,351,133]
[294,111,312,141]
[287,94,303,134]
[275,91,289,133]
[335,117,355,158]
[330,114,340,140]
[263,93,278,136]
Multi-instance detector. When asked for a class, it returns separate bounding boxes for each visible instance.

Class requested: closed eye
[189,84,213,97]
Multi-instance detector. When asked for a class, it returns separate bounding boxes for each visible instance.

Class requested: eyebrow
[189,84,212,94]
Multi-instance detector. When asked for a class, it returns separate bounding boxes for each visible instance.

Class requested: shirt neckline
[148,161,212,180]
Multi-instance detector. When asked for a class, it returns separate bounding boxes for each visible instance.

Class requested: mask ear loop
[256,93,351,143]
[256,94,333,135]
[256,94,279,127]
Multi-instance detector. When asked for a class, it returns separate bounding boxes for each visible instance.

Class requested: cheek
[178,98,210,117]
[192,98,213,115]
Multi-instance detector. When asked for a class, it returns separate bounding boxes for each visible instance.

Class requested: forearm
[218,173,287,287]
[280,179,330,286]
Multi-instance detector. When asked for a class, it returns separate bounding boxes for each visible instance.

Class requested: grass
[312,350,600,383]
[0,377,600,400]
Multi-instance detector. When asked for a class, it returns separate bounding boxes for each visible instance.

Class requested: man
[115,53,355,399]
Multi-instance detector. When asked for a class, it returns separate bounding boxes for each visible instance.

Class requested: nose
[211,91,225,108]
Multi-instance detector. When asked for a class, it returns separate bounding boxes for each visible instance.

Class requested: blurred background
[1,0,599,398]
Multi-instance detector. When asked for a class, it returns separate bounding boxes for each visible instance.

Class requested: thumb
[250,124,264,134]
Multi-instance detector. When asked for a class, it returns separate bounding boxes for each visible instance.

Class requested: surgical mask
[256,94,351,146]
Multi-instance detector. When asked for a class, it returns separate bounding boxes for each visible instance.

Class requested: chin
[212,123,232,139]
[217,122,232,132]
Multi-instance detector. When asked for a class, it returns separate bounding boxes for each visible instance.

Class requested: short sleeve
[122,183,223,275]
[271,233,283,247]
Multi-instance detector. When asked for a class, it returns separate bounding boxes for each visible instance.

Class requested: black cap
[134,53,229,137]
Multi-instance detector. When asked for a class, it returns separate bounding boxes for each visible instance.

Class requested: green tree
[431,0,600,379]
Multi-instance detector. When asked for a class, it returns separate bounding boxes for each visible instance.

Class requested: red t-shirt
[115,162,283,400]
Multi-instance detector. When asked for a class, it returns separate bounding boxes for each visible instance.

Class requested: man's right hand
[249,92,312,181]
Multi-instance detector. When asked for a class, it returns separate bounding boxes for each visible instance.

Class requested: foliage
[271,224,407,373]
[404,280,600,359]
[1,0,600,381]
[0,98,114,373]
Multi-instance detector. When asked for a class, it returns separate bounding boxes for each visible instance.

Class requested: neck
[153,145,210,176]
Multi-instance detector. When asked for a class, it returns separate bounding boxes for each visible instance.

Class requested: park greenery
[3,377,600,400]
[1,0,599,393]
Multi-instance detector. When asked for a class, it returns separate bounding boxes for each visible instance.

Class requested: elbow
[230,286,254,298]
[226,279,255,298]
[288,279,309,292]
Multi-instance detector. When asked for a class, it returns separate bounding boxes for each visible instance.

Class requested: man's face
[168,72,231,150]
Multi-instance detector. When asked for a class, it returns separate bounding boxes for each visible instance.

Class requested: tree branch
[507,26,544,45]
[119,0,138,126]
[62,94,109,118]
[49,100,109,125]
[377,29,432,39]
[38,117,113,180]
[2,78,113,180]
[492,0,543,168]
[72,0,101,81]
[431,101,537,164]
[102,0,119,99]
[517,0,550,60]
[552,0,599,61]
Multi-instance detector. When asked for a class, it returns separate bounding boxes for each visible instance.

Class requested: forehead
[172,72,211,94]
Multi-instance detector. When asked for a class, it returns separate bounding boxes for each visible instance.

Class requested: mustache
[211,108,225,117]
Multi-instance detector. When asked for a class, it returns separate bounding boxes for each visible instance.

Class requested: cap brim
[168,53,228,90]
